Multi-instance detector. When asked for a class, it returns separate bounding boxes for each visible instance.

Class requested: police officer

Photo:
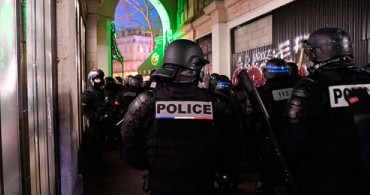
[213,76,242,193]
[120,39,239,194]
[283,27,370,195]
[208,73,221,94]
[256,58,299,194]
[81,69,107,169]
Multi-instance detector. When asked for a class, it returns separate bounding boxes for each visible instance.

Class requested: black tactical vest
[147,82,216,195]
[303,67,370,194]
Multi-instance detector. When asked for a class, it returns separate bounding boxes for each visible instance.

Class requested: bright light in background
[140,47,144,53]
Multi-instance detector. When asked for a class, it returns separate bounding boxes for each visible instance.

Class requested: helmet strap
[313,56,353,70]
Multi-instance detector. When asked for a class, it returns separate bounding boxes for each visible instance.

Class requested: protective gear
[262,58,291,80]
[88,69,105,87]
[115,76,123,85]
[121,83,240,194]
[257,64,301,193]
[215,77,232,91]
[131,75,143,88]
[209,73,221,91]
[162,39,209,70]
[81,85,106,169]
[304,27,353,63]
[151,39,209,83]
[283,77,320,124]
[282,64,370,194]
[287,62,299,78]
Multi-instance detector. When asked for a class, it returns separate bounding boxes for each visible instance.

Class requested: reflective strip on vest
[328,84,370,107]
[155,101,213,120]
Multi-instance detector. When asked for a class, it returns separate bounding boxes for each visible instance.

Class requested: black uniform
[120,39,239,194]
[283,27,370,194]
[256,59,300,194]
[81,69,106,168]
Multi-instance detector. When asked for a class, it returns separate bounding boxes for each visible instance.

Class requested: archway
[94,0,174,76]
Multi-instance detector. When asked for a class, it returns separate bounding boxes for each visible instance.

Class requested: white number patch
[272,88,293,101]
[329,84,370,107]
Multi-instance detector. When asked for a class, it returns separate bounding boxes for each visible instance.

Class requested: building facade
[113,29,154,78]
[175,0,370,79]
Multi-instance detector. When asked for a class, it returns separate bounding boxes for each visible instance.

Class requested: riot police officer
[256,58,299,194]
[120,39,239,194]
[81,69,107,169]
[283,27,370,195]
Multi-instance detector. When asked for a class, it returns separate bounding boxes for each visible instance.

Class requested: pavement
[81,147,288,195]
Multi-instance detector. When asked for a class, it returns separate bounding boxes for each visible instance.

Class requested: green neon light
[111,22,124,76]
[107,20,112,76]
[148,0,172,50]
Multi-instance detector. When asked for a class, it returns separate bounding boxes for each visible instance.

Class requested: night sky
[114,0,162,30]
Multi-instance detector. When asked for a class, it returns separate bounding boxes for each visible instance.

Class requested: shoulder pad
[121,90,155,139]
[284,78,321,124]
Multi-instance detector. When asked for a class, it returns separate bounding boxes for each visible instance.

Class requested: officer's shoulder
[292,77,320,96]
[135,90,155,102]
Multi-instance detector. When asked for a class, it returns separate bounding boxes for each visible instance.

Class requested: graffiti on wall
[232,34,310,87]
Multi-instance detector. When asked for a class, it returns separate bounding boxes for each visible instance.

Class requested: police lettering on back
[329,84,370,107]
[156,101,213,119]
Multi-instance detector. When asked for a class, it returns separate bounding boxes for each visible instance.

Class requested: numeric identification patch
[272,88,293,101]
[329,84,370,107]
[155,101,213,120]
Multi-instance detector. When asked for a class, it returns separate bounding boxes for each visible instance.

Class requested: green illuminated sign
[151,52,159,65]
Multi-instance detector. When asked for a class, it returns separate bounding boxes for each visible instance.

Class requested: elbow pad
[121,90,155,139]
[284,78,321,124]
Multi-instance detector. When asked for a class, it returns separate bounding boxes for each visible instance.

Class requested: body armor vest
[147,82,216,194]
[285,66,370,194]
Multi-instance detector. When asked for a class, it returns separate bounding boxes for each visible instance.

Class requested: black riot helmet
[287,62,300,79]
[162,39,209,71]
[151,39,210,83]
[208,73,220,92]
[88,69,105,87]
[304,27,353,63]
[115,76,123,85]
[215,76,232,90]
[131,75,144,88]
[262,58,291,80]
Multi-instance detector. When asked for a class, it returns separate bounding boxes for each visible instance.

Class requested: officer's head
[131,75,144,88]
[262,58,290,80]
[124,75,133,86]
[88,69,105,88]
[304,27,353,64]
[287,62,299,77]
[135,74,143,82]
[151,39,209,83]
[208,73,220,92]
[115,76,123,85]
[105,77,116,89]
[215,76,232,91]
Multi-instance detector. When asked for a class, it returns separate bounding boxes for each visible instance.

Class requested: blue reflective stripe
[265,65,289,70]
[267,69,289,73]
[156,117,175,119]
[362,68,370,73]
[216,81,232,88]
